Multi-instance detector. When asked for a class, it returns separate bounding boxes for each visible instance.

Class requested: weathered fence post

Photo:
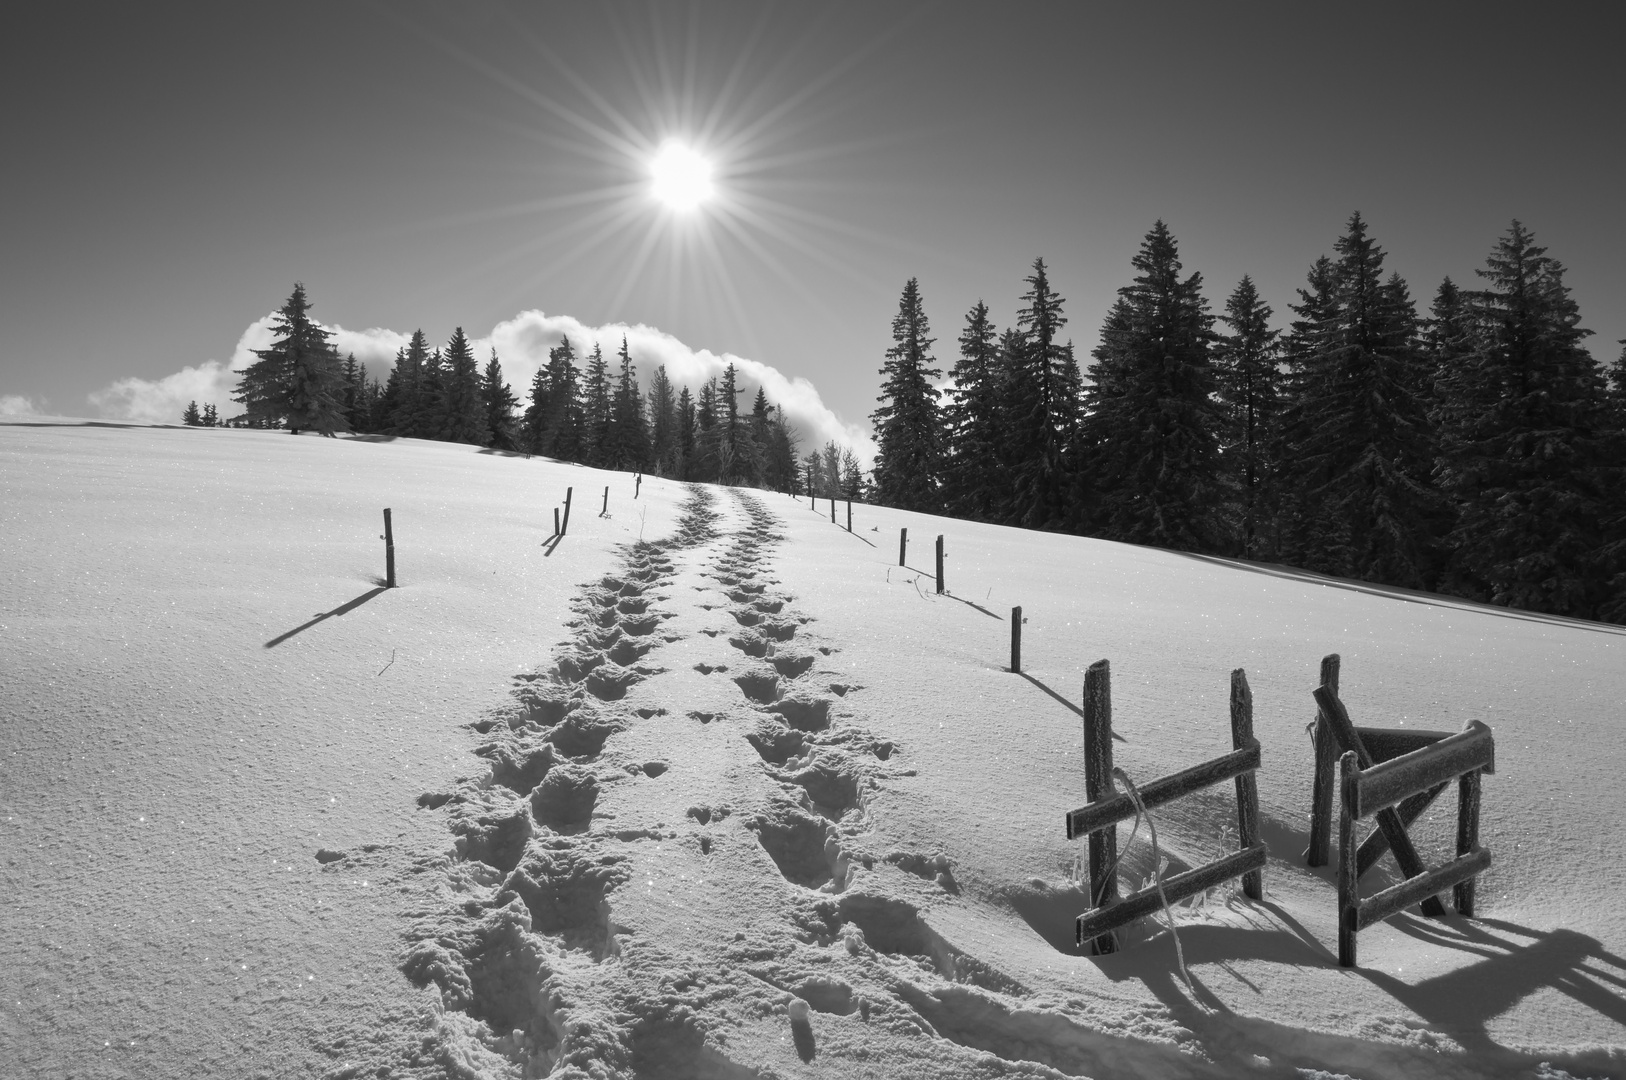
[601,485,609,516]
[935,535,945,594]
[1338,751,1359,967]
[1456,743,1482,916]
[560,487,573,536]
[1306,653,1341,866]
[553,507,561,537]
[846,500,852,532]
[635,473,641,499]
[830,497,836,524]
[1082,659,1117,954]
[383,508,396,588]
[1010,606,1022,673]
[899,528,907,567]
[1231,669,1262,900]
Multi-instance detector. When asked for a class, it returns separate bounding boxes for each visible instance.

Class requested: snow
[2,419,1623,1080]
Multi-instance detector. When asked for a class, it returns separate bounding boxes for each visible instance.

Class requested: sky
[3,1,1623,458]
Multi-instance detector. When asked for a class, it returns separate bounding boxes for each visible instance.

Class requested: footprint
[733,670,782,705]
[453,807,534,873]
[748,804,845,890]
[746,722,808,765]
[769,653,815,678]
[530,764,600,830]
[585,666,641,701]
[768,693,832,732]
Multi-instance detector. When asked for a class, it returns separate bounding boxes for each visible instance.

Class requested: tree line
[870,216,1626,625]
[215,283,811,490]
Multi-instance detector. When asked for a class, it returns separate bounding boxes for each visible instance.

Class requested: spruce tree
[521,364,550,454]
[1212,276,1281,558]
[1277,214,1438,587]
[1435,221,1618,619]
[870,277,943,512]
[605,336,651,470]
[201,403,218,427]
[437,328,489,445]
[1084,224,1226,551]
[540,336,582,461]
[183,401,202,426]
[764,405,799,493]
[647,365,677,475]
[941,300,1005,522]
[695,379,720,482]
[675,386,697,480]
[581,343,612,465]
[1002,260,1081,530]
[481,350,520,451]
[233,282,347,434]
[341,353,364,432]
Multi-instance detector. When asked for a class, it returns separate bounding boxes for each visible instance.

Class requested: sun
[650,139,714,212]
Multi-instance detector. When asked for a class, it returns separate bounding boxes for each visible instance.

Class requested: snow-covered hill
[3,421,1623,1080]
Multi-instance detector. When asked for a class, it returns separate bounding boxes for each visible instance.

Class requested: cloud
[0,394,48,418]
[90,309,875,466]
[473,311,876,468]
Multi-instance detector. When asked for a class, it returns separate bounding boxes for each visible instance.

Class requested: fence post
[1306,653,1341,866]
[553,507,560,537]
[1338,751,1359,967]
[830,497,836,524]
[1230,668,1262,900]
[383,508,396,588]
[602,486,609,516]
[899,528,907,567]
[561,487,573,536]
[1082,659,1117,954]
[1010,606,1022,673]
[846,500,852,532]
[935,535,944,595]
[1456,746,1482,917]
[635,473,642,499]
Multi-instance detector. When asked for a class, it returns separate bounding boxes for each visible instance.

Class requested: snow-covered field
[3,419,1623,1080]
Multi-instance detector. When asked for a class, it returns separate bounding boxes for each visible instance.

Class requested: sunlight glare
[650,139,714,211]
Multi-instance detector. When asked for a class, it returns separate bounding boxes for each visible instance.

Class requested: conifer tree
[604,336,651,470]
[1277,214,1437,586]
[233,282,347,434]
[1004,260,1081,530]
[647,365,677,474]
[1212,276,1281,557]
[341,353,365,432]
[870,277,942,511]
[201,403,218,427]
[694,379,720,481]
[481,350,520,451]
[581,343,612,465]
[675,386,697,479]
[941,300,1005,522]
[764,405,799,493]
[1084,226,1225,550]
[539,336,583,461]
[840,449,864,499]
[183,400,202,426]
[436,328,489,445]
[1435,221,1618,619]
[521,364,550,455]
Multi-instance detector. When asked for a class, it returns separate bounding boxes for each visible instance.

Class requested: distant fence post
[1306,653,1341,866]
[560,487,573,536]
[383,508,396,588]
[934,535,944,594]
[553,507,561,537]
[830,497,836,524]
[899,528,907,567]
[601,485,609,516]
[846,500,852,532]
[635,473,642,499]
[1081,660,1117,954]
[1010,606,1022,673]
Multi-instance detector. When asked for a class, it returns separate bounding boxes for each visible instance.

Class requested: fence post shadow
[264,586,387,648]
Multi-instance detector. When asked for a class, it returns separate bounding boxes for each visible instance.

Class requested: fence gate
[1313,684,1494,967]
[1065,659,1267,955]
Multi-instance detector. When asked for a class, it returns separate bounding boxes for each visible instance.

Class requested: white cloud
[0,394,48,418]
[90,309,875,467]
[474,311,876,468]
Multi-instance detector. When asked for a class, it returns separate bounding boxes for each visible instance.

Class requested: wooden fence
[1065,659,1267,954]
[1316,683,1494,967]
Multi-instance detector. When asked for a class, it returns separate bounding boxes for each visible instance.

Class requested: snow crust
[2,420,1623,1080]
